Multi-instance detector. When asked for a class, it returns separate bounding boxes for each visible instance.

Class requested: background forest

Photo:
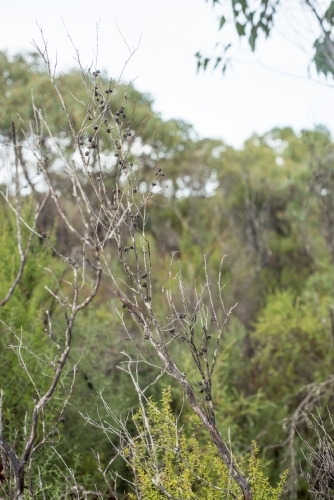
[1,20,334,498]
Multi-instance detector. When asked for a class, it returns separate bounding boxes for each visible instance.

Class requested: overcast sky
[1,0,334,147]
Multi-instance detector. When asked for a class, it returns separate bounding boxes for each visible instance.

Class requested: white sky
[1,0,334,147]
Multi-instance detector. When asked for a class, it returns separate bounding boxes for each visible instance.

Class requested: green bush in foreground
[125,388,288,499]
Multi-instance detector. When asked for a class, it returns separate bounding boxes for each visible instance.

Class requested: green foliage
[248,442,288,499]
[199,1,334,78]
[126,388,288,499]
[0,200,64,432]
[252,264,334,398]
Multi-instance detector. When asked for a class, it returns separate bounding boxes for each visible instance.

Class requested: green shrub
[125,388,288,499]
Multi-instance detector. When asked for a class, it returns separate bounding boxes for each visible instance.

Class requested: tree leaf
[219,15,226,29]
[236,22,246,36]
[249,28,257,51]
[325,0,334,23]
[214,56,222,69]
[203,58,210,70]
[239,0,247,13]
